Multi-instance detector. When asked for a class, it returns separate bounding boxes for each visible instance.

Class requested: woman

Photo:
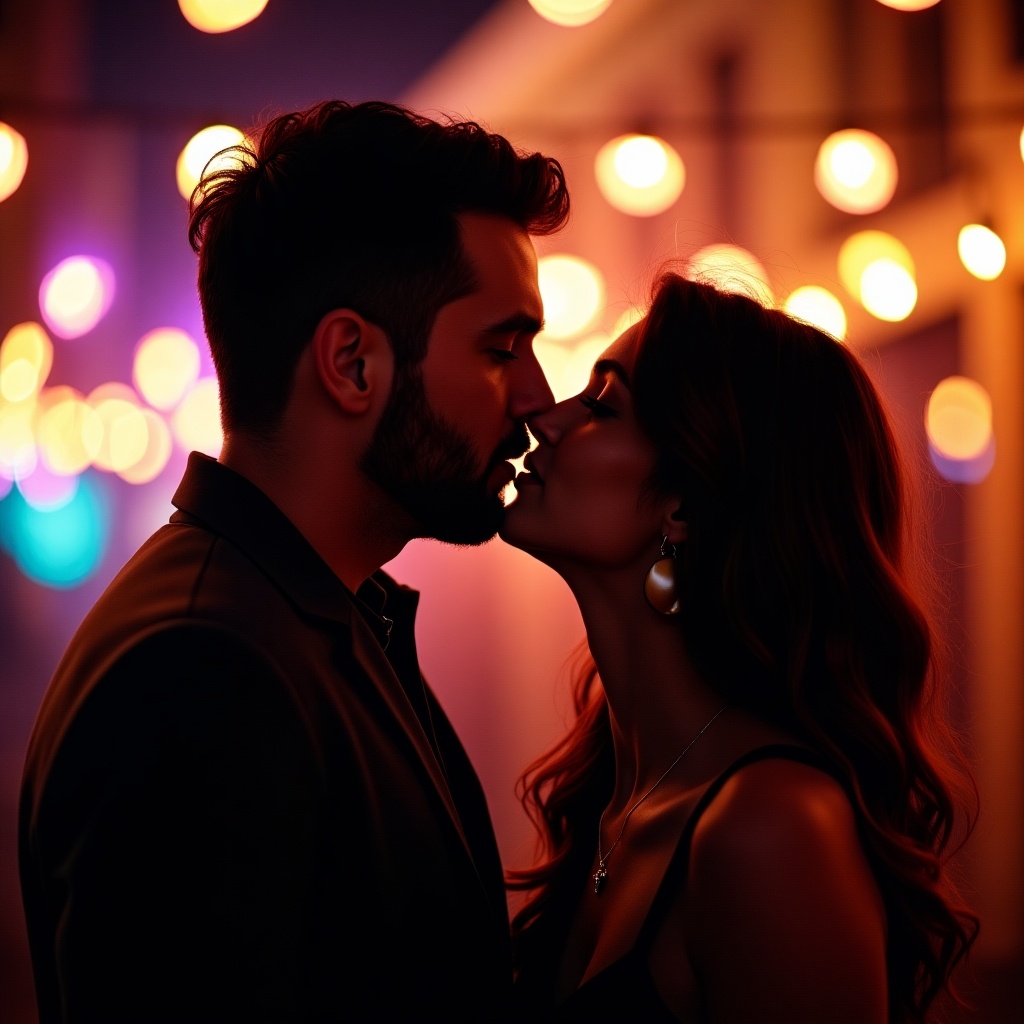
[502,274,978,1023]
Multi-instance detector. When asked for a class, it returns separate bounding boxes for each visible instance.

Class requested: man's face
[361,212,553,545]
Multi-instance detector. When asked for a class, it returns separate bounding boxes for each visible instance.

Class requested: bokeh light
[611,306,645,338]
[838,230,914,297]
[0,472,109,588]
[526,0,613,27]
[133,327,202,410]
[176,124,247,201]
[814,129,898,214]
[782,285,848,341]
[859,258,917,321]
[926,375,992,460]
[15,461,79,512]
[0,322,53,403]
[957,224,1006,281]
[534,332,612,404]
[0,121,29,202]
[178,0,270,33]
[594,134,685,217]
[875,0,941,9]
[118,408,173,485]
[172,376,223,456]
[39,256,116,339]
[88,383,150,474]
[538,255,605,340]
[0,399,38,480]
[36,386,103,476]
[686,244,773,305]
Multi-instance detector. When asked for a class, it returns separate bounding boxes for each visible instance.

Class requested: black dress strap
[634,743,842,951]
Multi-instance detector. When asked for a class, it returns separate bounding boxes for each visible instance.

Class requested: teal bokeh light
[0,472,109,588]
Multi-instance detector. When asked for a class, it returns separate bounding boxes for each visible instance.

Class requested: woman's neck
[566,570,729,803]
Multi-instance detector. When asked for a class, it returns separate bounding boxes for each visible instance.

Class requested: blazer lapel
[345,609,475,863]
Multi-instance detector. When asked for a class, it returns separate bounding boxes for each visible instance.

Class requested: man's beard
[361,368,531,545]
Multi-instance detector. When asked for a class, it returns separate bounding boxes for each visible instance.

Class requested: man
[19,100,569,1022]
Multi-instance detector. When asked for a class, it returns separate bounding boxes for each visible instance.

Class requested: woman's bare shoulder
[683,754,889,1022]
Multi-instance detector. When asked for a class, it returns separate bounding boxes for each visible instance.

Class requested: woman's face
[501,324,671,572]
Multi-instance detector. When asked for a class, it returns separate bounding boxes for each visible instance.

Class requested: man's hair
[188,100,569,435]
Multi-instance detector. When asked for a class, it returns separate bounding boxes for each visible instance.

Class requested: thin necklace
[593,702,730,895]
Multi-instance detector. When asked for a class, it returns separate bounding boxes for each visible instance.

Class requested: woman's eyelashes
[578,393,616,418]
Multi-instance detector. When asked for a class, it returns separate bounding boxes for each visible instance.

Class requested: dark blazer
[19,453,511,1023]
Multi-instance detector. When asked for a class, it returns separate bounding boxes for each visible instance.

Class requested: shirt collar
[170,452,417,639]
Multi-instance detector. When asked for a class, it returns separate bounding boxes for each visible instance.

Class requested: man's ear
[311,309,392,415]
[661,502,688,546]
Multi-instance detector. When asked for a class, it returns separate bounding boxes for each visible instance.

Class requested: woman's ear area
[311,309,394,415]
[661,502,688,546]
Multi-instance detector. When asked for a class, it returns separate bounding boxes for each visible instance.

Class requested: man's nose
[508,348,555,421]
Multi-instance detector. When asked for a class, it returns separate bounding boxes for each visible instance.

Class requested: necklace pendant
[593,861,608,895]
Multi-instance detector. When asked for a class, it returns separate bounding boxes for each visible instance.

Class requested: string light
[176,125,247,201]
[133,328,202,410]
[537,255,605,340]
[172,376,223,457]
[874,0,941,9]
[859,258,917,321]
[782,286,848,342]
[178,0,269,33]
[0,122,29,202]
[958,224,1006,280]
[39,256,116,339]
[814,129,898,214]
[526,0,613,27]
[686,244,773,305]
[594,134,685,216]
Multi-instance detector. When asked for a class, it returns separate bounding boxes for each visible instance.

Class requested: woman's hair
[508,274,978,1022]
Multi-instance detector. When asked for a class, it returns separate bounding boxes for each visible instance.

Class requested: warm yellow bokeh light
[958,224,1006,281]
[875,0,940,9]
[0,121,29,202]
[1,322,53,402]
[782,286,848,342]
[612,306,645,338]
[172,376,223,456]
[36,386,103,476]
[178,0,269,33]
[88,385,150,473]
[534,332,612,404]
[859,258,918,321]
[837,230,914,298]
[176,125,247,201]
[133,328,202,410]
[39,256,115,339]
[594,134,685,217]
[118,409,173,485]
[926,376,992,460]
[814,129,898,214]
[686,244,773,305]
[527,0,613,27]
[538,255,605,340]
[0,399,38,479]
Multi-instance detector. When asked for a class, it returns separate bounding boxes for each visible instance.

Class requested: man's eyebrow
[483,312,544,335]
[593,358,631,387]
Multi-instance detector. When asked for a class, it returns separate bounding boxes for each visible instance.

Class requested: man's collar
[170,452,417,641]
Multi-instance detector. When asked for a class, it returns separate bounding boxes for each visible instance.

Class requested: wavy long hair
[508,274,978,1022]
